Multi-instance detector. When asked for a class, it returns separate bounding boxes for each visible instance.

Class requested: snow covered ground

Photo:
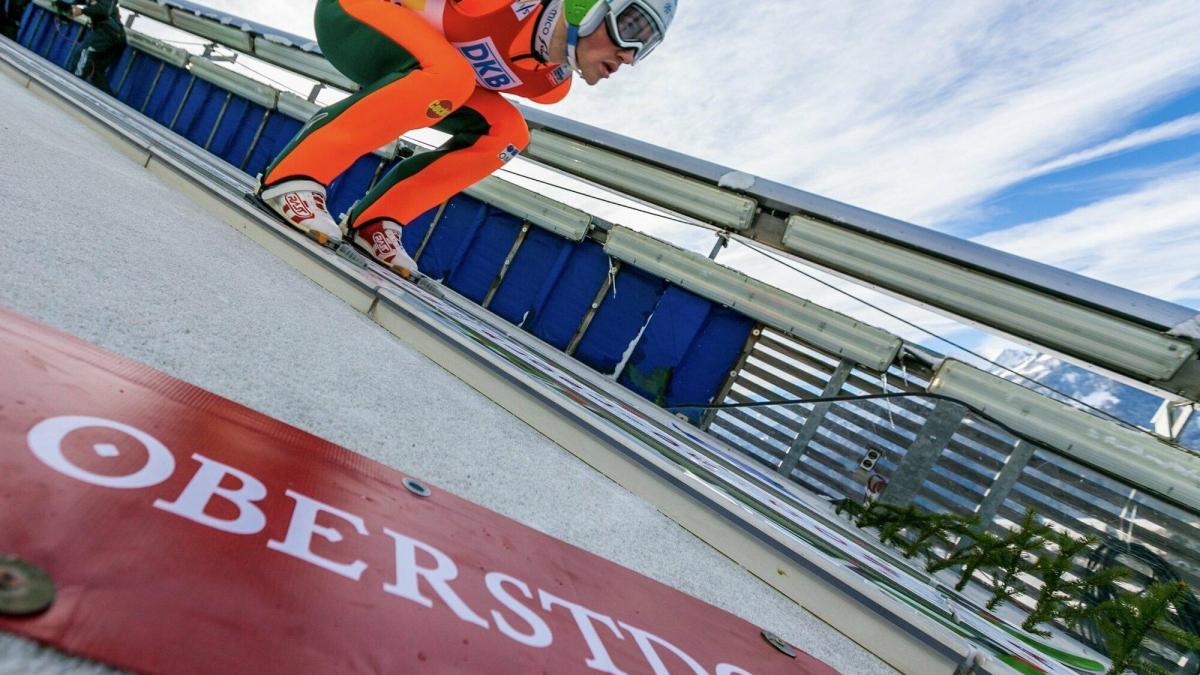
[0,64,894,673]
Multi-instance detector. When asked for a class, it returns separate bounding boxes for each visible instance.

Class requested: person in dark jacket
[1,0,33,39]
[58,0,125,94]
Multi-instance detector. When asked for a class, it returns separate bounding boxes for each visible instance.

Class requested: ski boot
[258,179,344,247]
[350,219,419,280]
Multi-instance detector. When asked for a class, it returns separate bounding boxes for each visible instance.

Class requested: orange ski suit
[262,0,573,229]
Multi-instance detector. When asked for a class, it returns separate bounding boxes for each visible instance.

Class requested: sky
[135,1,1200,375]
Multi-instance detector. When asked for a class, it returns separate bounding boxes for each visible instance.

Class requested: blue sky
[154,1,1200,361]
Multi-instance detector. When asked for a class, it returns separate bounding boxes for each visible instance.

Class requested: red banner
[0,308,837,674]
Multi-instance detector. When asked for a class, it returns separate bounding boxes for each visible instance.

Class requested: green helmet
[564,0,677,70]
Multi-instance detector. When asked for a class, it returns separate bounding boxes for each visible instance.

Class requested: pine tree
[927,508,1050,606]
[1072,581,1200,675]
[899,510,978,561]
[983,509,1052,609]
[834,497,870,521]
[1022,530,1127,637]
[859,503,917,549]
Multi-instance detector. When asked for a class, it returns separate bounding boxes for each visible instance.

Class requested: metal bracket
[402,478,432,498]
[760,630,796,658]
[201,43,237,63]
[1152,398,1197,441]
[0,556,55,616]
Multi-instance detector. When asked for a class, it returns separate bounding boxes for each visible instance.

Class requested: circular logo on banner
[426,99,453,119]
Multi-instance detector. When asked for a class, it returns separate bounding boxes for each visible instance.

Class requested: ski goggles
[605,2,666,63]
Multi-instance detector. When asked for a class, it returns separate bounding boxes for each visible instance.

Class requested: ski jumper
[262,0,573,229]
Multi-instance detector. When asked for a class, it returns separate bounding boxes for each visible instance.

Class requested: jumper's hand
[71,5,83,17]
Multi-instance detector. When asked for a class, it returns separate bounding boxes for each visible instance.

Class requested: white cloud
[1022,113,1200,180]
[543,1,1200,229]
[973,169,1200,306]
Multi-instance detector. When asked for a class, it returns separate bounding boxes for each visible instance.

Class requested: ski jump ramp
[2,2,1199,673]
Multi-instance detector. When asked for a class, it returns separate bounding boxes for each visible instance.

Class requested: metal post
[707,232,728,260]
[114,51,136,97]
[203,92,233,151]
[699,325,762,430]
[973,440,1037,528]
[566,260,621,356]
[168,75,197,130]
[139,62,165,113]
[366,156,389,191]
[239,108,273,171]
[413,201,449,263]
[879,398,967,506]
[482,222,530,309]
[776,359,855,477]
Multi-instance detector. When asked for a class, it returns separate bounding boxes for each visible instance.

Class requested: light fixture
[526,130,758,231]
[187,57,278,109]
[251,37,356,92]
[929,359,1200,513]
[168,7,253,53]
[276,91,320,123]
[127,33,189,69]
[783,214,1196,385]
[464,176,593,242]
[604,226,902,371]
[117,0,171,22]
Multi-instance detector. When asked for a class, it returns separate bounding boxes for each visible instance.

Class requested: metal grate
[702,325,1200,665]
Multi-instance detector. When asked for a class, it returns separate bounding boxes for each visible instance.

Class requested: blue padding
[618,286,710,404]
[326,154,383,223]
[488,227,574,327]
[413,196,487,281]
[667,304,754,423]
[206,97,264,165]
[143,69,192,127]
[574,265,667,375]
[241,113,303,176]
[617,286,754,420]
[172,78,221,144]
[113,50,161,108]
[444,208,522,303]
[16,4,42,46]
[398,202,440,253]
[528,240,610,351]
[105,46,135,92]
[44,21,81,68]
[27,10,64,58]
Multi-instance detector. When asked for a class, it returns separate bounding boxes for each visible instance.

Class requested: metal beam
[482,222,530,309]
[776,359,855,478]
[880,399,967,506]
[973,440,1037,527]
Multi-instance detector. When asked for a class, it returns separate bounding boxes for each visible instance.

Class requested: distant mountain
[989,350,1199,451]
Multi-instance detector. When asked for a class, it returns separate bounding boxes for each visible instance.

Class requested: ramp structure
[2,1,1199,673]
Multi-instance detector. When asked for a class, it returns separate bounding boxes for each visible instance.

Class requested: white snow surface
[0,73,893,672]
